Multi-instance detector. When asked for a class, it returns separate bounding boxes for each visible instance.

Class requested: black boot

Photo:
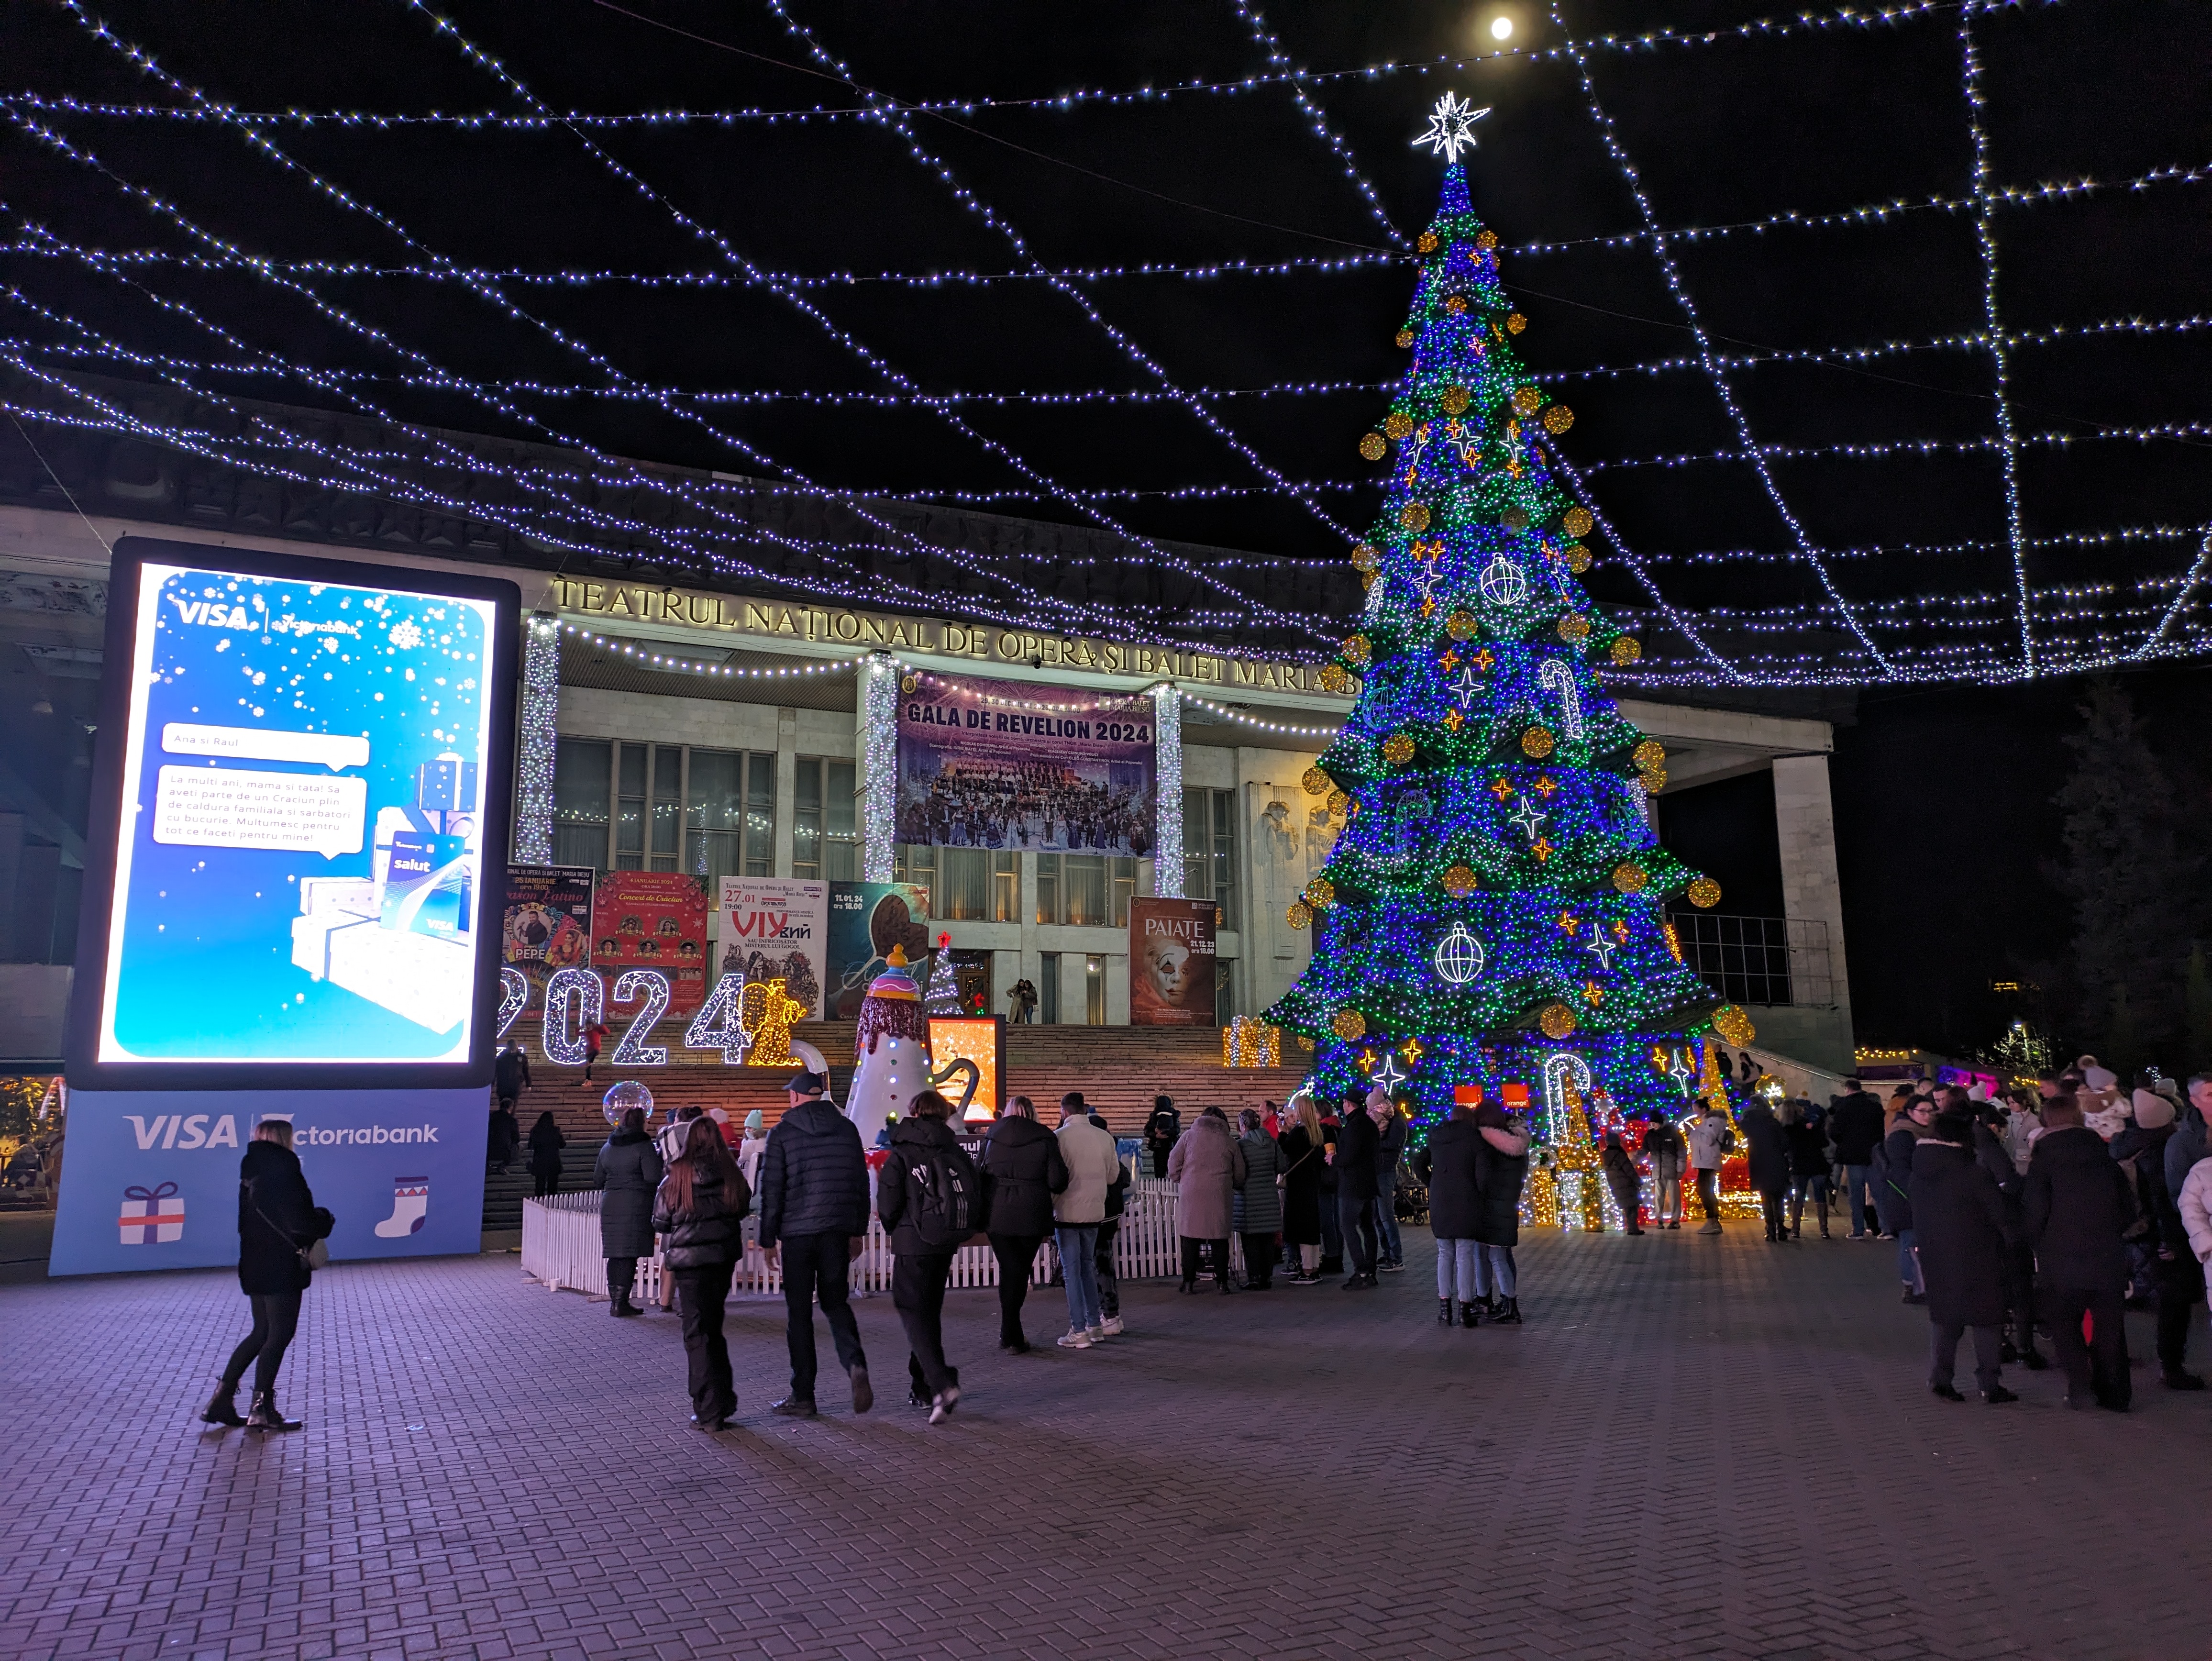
[246,1389,301,1431]
[611,1286,640,1318]
[1438,1298,1453,1325]
[1460,1300,1481,1328]
[1491,1296,1523,1325]
[201,1381,246,1427]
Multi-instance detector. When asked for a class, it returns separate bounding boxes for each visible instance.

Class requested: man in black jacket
[1334,1090,1384,1289]
[758,1069,873,1418]
[1911,1111,2018,1404]
[1143,1096,1181,1179]
[1827,1076,1885,1239]
[2024,1095,2137,1410]
[876,1091,984,1423]
[1373,1099,1409,1272]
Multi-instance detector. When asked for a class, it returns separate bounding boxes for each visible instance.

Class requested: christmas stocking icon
[374,1177,430,1238]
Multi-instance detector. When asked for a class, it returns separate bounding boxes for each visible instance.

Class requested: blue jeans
[1842,1164,1876,1235]
[1436,1238,1480,1301]
[1375,1166,1404,1262]
[1472,1245,1516,1298]
[1055,1225,1102,1331]
[1897,1227,1924,1293]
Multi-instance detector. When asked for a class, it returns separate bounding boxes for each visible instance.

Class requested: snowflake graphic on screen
[387,619,424,650]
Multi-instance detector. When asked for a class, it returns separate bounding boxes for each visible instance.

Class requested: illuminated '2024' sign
[503,967,804,1067]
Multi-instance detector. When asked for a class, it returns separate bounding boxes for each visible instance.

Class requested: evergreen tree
[2183,944,2212,1076]
[1266,133,1748,1169]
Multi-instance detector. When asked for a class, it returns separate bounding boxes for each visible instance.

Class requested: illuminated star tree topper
[1411,91,1491,164]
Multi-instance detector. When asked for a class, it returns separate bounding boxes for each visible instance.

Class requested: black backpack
[904,1145,979,1248]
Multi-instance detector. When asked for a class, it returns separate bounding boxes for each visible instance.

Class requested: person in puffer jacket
[651,1118,752,1433]
[758,1070,874,1417]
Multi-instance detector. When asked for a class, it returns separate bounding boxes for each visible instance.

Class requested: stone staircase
[482,1022,1312,1229]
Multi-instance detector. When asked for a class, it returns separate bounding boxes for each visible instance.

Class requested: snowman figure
[846,947,974,1148]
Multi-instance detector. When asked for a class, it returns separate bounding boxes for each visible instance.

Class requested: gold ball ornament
[1537,1002,1578,1040]
[1565,544,1593,574]
[1358,432,1387,461]
[1445,610,1478,642]
[1331,1008,1368,1042]
[1318,663,1350,694]
[1476,230,1499,251]
[1557,613,1590,643]
[1350,543,1380,572]
[1304,876,1336,909]
[1633,740,1666,769]
[1360,569,1381,591]
[1394,328,1416,349]
[1442,864,1478,898]
[1639,767,1668,794]
[1505,311,1527,333]
[1687,876,1723,909]
[1443,295,1469,315]
[1610,636,1642,665]
[1562,506,1594,538]
[1400,501,1432,532]
[1520,726,1556,760]
[1325,788,1349,815]
[1542,405,1575,434]
[1381,731,1416,767]
[1712,1005,1757,1047]
[1301,765,1330,796]
[900,673,919,694]
[1286,900,1312,930]
[1416,231,1439,254]
[1441,386,1471,415]
[1340,634,1371,668]
[1611,862,1649,895]
[1511,386,1543,416]
[1502,507,1531,530]
[1383,411,1415,440]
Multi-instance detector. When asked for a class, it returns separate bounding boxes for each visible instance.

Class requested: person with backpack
[757,1069,873,1417]
[875,1089,984,1423]
[1086,1102,1132,1332]
[651,1117,752,1433]
[1683,1100,1735,1236]
[976,1095,1069,1353]
[1055,1094,1125,1344]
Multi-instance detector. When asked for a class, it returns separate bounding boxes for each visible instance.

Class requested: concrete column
[1772,753,1853,1070]
[512,614,559,864]
[772,708,797,877]
[856,653,895,881]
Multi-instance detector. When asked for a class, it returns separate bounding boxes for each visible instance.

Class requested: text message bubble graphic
[161,722,369,772]
[152,766,368,860]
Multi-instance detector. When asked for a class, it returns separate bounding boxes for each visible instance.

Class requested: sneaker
[769,1396,816,1417]
[1378,1259,1406,1274]
[1085,1325,1107,1343]
[1056,1329,1093,1350]
[1289,1272,1320,1285]
[1698,1221,1723,1235]
[1902,1292,1927,1306]
[2162,1370,2207,1391]
[907,1387,931,1410]
[1099,1316,1125,1336]
[928,1386,960,1425]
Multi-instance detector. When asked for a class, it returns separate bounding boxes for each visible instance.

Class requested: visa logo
[170,597,257,630]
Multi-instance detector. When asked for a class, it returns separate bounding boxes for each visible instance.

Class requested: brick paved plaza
[5,1229,2208,1661]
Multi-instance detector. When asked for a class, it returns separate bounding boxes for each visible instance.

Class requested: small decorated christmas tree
[1265,100,1755,1216]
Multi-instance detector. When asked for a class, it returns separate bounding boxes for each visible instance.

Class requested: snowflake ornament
[1411,92,1492,165]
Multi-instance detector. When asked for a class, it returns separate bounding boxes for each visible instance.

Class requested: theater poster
[502,864,594,1010]
[825,882,930,1020]
[1128,897,1217,1027]
[591,871,709,1012]
[895,671,1155,855]
[717,876,829,1019]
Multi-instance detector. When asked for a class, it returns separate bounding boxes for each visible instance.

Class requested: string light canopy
[0,0,2202,686]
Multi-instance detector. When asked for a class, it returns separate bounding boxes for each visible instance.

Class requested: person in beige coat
[1167,1107,1247,1295]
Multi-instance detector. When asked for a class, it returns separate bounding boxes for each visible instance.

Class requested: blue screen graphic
[97,563,499,1064]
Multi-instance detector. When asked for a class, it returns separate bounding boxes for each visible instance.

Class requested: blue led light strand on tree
[1958,2,2034,675]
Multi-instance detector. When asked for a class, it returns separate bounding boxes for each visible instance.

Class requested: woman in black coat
[595,1106,664,1318]
[1741,1100,1793,1242]
[1276,1099,1328,1284]
[527,1111,566,1197]
[650,1117,752,1431]
[203,1119,333,1433]
[1413,1104,1485,1324]
[977,1097,1070,1352]
[1783,1102,1832,1239]
[1909,1112,2016,1401]
[1472,1102,1530,1323]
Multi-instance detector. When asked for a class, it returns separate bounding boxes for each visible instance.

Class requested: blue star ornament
[1505,797,1548,841]
[1371,1053,1409,1092]
[1449,664,1486,709]
[1412,92,1491,165]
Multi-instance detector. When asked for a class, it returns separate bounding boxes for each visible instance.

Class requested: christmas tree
[1265,102,1755,1213]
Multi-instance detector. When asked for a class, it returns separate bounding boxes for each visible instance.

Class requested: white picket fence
[521,1171,1247,1301]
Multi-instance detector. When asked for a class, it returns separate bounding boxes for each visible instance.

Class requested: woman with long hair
[1277,1096,1328,1284]
[595,1104,664,1318]
[651,1116,752,1432]
[202,1118,332,1433]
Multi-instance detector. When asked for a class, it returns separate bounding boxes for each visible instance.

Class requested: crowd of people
[896,759,1149,854]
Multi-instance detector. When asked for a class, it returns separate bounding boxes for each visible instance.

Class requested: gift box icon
[119,1182,185,1245]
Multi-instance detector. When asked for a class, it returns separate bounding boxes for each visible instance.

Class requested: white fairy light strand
[1178,691,1344,739]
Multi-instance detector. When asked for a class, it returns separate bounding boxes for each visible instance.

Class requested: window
[1084,953,1106,1025]
[652,747,681,870]
[687,750,775,881]
[552,738,611,870]
[794,756,858,882]
[615,742,646,869]
[893,845,1018,921]
[1183,787,1238,930]
[1034,852,1133,926]
[1039,952,1061,1024]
